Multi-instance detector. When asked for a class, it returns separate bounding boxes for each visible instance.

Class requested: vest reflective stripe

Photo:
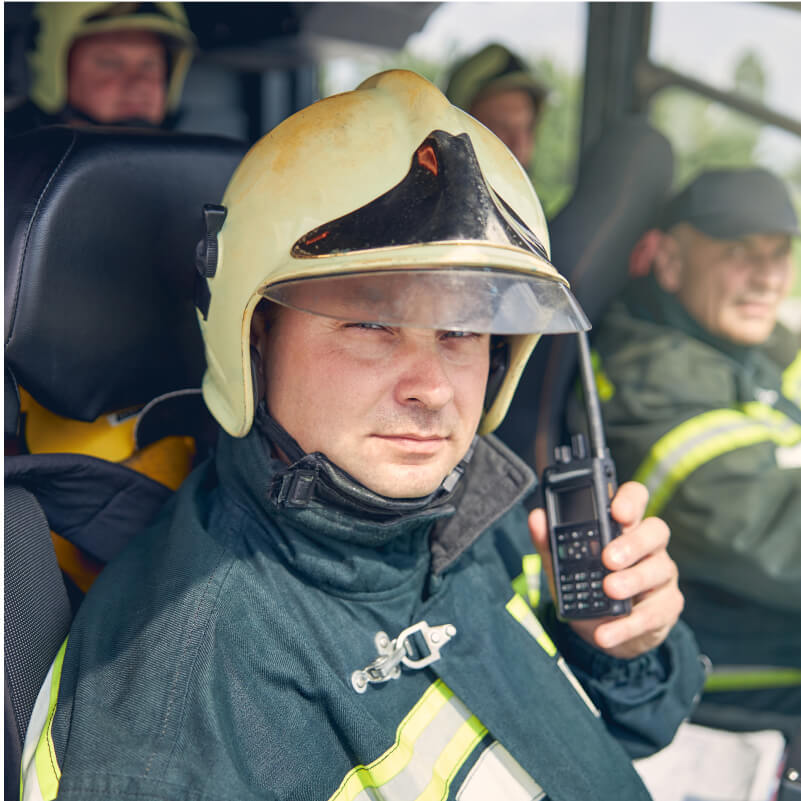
[591,349,615,402]
[517,554,542,609]
[329,679,487,801]
[704,666,801,692]
[505,594,600,718]
[505,595,556,657]
[634,405,801,517]
[457,741,545,801]
[21,639,67,801]
[782,350,801,405]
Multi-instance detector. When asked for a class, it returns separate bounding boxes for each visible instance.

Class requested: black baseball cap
[659,167,800,240]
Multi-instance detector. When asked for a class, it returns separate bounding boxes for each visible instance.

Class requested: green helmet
[445,43,549,118]
[196,70,588,438]
[29,2,195,116]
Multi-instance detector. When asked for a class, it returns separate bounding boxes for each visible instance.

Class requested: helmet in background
[196,69,588,438]
[29,2,195,117]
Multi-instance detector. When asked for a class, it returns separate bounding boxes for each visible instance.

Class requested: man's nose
[394,339,455,411]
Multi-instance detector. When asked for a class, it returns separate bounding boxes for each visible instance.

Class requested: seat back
[4,125,247,796]
[496,115,674,488]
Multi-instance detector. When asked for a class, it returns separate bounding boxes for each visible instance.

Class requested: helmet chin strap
[253,404,475,523]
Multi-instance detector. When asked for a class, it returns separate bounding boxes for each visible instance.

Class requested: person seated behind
[575,167,801,728]
[5,1,194,136]
[445,42,548,169]
[22,70,704,801]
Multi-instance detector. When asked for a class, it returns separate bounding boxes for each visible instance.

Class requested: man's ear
[651,232,684,294]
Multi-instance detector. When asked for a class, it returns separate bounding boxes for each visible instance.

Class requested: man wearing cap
[445,43,548,168]
[5,2,195,136]
[580,167,801,728]
[21,71,703,801]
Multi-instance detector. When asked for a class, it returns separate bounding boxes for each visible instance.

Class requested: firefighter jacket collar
[214,407,536,595]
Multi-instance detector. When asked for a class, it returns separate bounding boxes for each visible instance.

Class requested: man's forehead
[682,225,792,251]
[73,29,167,51]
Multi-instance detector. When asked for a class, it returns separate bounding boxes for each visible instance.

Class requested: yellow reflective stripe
[522,554,542,609]
[505,595,600,717]
[505,594,556,657]
[25,640,67,801]
[328,680,487,801]
[591,349,615,402]
[783,350,801,404]
[705,666,801,692]
[634,406,801,517]
[740,401,801,439]
[511,572,528,600]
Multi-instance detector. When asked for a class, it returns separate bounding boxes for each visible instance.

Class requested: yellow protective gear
[198,69,586,438]
[29,2,195,115]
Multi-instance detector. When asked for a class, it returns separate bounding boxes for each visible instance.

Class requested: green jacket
[23,423,703,801]
[580,276,801,676]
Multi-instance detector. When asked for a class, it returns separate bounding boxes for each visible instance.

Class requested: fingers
[603,514,671,573]
[604,539,677,600]
[589,580,684,658]
[609,481,649,529]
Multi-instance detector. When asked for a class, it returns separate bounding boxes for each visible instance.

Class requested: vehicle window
[647,2,801,315]
[320,1,588,218]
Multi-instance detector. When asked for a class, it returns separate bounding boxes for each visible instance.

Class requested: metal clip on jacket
[351,621,457,694]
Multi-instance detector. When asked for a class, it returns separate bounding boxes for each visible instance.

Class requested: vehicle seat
[4,125,247,799]
[496,114,674,484]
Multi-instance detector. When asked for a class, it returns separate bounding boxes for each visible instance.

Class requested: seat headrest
[496,115,674,477]
[5,126,247,422]
[549,115,674,318]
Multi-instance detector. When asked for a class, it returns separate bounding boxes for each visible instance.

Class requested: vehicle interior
[5,3,801,800]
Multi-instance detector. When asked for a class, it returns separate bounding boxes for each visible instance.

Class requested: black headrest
[5,126,247,422]
[497,115,674,477]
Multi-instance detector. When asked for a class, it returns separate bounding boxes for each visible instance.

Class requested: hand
[528,481,684,660]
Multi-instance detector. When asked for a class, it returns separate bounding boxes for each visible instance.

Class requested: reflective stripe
[783,350,801,405]
[506,595,600,718]
[591,349,615,402]
[21,640,67,801]
[505,595,556,657]
[705,666,801,692]
[457,741,545,801]
[634,405,801,517]
[522,554,542,609]
[329,680,487,801]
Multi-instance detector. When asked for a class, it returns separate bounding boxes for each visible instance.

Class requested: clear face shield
[260,268,590,335]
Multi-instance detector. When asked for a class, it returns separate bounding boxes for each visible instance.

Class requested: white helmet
[196,69,588,438]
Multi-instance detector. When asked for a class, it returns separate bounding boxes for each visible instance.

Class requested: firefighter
[22,70,703,801]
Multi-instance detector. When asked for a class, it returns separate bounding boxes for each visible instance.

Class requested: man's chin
[356,463,452,500]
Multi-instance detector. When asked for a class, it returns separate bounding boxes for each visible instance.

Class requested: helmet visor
[261,269,590,334]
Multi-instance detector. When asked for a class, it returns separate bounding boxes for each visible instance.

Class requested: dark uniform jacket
[23,420,704,800]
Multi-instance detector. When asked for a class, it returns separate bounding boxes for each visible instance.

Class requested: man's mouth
[372,433,449,454]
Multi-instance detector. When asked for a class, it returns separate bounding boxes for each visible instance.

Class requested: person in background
[22,70,704,801]
[445,42,548,169]
[577,167,801,733]
[5,1,195,136]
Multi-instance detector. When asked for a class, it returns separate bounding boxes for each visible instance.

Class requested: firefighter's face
[654,226,794,346]
[469,89,537,167]
[67,30,168,124]
[251,304,490,499]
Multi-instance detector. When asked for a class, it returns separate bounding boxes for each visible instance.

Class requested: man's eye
[442,330,481,339]
[345,322,387,332]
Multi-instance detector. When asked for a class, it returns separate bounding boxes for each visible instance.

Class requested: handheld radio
[541,331,631,620]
